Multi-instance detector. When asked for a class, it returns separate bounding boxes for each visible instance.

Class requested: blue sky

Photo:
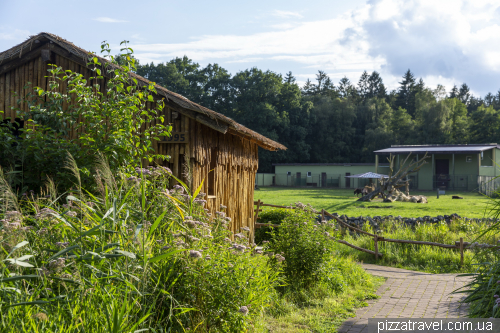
[1,0,500,96]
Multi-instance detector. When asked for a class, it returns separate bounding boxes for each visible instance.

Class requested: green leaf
[115,250,136,259]
[4,259,34,268]
[149,249,184,263]
[0,275,41,283]
[47,245,80,262]
[148,210,170,239]
[10,241,29,254]
[7,301,52,307]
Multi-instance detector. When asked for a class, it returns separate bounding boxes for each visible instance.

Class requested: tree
[458,83,471,105]
[395,69,417,118]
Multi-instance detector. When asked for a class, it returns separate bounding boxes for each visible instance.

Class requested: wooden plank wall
[0,53,260,236]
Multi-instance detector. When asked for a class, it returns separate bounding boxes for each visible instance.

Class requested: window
[287,171,291,176]
[307,172,312,177]
[466,156,472,162]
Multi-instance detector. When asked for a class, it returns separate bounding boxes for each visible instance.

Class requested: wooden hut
[0,32,286,236]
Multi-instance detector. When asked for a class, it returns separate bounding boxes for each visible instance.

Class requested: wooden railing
[253,200,498,266]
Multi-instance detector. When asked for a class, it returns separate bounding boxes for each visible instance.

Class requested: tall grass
[0,156,281,332]
[334,218,499,273]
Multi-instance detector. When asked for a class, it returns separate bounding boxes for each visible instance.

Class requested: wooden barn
[0,32,286,236]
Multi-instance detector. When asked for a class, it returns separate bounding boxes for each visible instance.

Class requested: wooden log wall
[0,52,260,236]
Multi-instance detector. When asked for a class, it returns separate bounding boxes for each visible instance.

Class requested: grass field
[254,187,492,218]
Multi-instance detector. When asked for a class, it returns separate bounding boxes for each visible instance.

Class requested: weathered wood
[337,240,383,257]
[459,237,464,266]
[382,238,457,248]
[325,213,377,237]
[374,235,379,260]
[358,153,429,201]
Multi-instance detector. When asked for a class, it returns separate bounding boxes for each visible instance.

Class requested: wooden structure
[0,32,286,236]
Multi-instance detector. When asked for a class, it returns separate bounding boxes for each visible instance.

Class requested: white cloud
[131,0,500,96]
[272,10,303,19]
[0,28,30,41]
[93,17,128,23]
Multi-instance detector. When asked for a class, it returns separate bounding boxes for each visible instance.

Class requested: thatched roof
[0,32,286,151]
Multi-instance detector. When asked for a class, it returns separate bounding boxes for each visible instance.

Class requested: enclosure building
[260,163,389,188]
[0,32,286,236]
[374,144,500,193]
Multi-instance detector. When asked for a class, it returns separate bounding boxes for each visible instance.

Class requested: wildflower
[203,235,213,239]
[55,242,69,248]
[162,245,171,250]
[205,255,211,260]
[233,244,246,252]
[36,208,57,220]
[262,241,269,244]
[324,232,330,237]
[49,258,66,269]
[184,220,196,229]
[238,306,249,315]
[215,211,226,218]
[496,299,500,304]
[220,204,227,210]
[225,216,232,222]
[275,254,285,262]
[188,236,200,242]
[255,250,263,254]
[32,313,48,321]
[65,211,78,218]
[22,226,33,231]
[197,192,206,198]
[189,250,202,259]
[156,239,164,243]
[223,237,231,243]
[235,233,246,239]
[495,295,499,298]
[5,211,21,221]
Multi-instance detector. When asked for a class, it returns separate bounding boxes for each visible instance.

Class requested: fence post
[374,235,379,260]
[459,237,464,266]
[321,209,325,222]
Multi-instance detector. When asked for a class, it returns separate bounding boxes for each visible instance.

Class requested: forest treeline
[133,56,500,172]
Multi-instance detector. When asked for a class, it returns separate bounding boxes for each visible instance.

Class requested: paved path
[338,264,471,332]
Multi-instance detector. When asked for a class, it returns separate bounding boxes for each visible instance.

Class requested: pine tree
[396,69,417,118]
[458,83,470,105]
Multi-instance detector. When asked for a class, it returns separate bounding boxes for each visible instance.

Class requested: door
[321,173,327,187]
[296,172,302,186]
[345,173,351,188]
[435,159,449,189]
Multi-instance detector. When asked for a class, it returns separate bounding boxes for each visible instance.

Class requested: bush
[266,207,335,290]
[254,208,296,244]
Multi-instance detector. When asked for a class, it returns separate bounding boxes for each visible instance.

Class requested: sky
[1,0,500,97]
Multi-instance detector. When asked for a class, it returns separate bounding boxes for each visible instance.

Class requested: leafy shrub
[254,208,296,244]
[266,207,335,290]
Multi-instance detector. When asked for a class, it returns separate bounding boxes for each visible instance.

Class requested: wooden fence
[253,200,497,266]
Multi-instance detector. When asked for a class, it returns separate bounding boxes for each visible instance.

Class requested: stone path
[338,264,471,332]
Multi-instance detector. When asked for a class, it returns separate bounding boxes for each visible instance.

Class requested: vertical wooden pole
[254,199,262,227]
[321,209,325,222]
[374,235,379,260]
[459,237,464,267]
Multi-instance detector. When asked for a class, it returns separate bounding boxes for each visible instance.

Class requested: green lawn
[254,187,492,218]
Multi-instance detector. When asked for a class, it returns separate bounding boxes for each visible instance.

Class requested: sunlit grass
[254,187,491,218]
